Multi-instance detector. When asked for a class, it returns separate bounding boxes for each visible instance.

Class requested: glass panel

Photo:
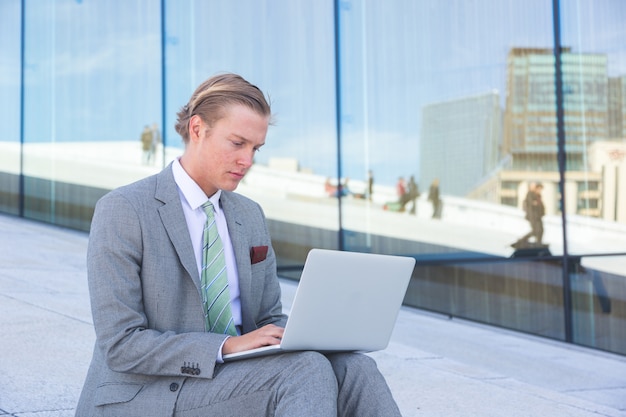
[22,0,162,230]
[0,0,22,215]
[2,0,624,357]
[559,1,626,256]
[337,0,576,342]
[337,0,556,257]
[165,0,338,269]
[573,255,626,355]
[559,1,626,352]
[406,258,566,340]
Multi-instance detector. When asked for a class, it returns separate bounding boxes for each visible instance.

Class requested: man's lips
[229,171,246,179]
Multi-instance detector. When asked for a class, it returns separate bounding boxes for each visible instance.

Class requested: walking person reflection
[367,170,374,201]
[407,176,419,215]
[140,125,153,165]
[396,177,407,212]
[151,122,161,165]
[428,178,442,219]
[512,182,546,248]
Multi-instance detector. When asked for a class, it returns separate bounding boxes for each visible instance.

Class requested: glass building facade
[1,0,625,356]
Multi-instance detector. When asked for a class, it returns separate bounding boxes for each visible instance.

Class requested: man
[396,176,407,212]
[529,183,546,244]
[76,73,401,416]
[428,178,442,219]
[150,122,161,164]
[513,182,546,247]
[367,169,374,201]
[140,124,153,164]
[407,175,419,215]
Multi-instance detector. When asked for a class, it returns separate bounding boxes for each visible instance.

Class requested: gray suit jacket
[76,164,288,416]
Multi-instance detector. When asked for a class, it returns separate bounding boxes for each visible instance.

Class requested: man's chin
[222,180,243,192]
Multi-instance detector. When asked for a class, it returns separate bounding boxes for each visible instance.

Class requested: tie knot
[201,201,214,217]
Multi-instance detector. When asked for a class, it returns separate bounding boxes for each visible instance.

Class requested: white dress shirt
[171,158,242,329]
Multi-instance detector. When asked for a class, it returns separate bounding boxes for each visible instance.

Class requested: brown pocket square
[250,245,268,264]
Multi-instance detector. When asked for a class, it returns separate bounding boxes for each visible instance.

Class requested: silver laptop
[223,248,415,362]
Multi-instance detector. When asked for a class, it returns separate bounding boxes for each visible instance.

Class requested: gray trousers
[175,351,401,417]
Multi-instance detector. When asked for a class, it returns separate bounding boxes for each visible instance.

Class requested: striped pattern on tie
[201,201,237,336]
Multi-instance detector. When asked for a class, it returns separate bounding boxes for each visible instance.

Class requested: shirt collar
[172,158,221,210]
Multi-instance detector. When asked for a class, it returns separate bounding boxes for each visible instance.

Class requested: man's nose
[238,150,254,167]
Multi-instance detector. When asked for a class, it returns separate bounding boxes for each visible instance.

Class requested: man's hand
[222,324,284,355]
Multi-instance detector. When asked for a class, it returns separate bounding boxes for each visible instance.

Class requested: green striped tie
[201,201,237,336]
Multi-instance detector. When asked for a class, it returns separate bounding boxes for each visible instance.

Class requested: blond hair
[175,73,272,144]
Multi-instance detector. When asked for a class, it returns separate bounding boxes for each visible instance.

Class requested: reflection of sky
[0,1,21,144]
[20,1,161,145]
[337,0,626,186]
[1,0,625,187]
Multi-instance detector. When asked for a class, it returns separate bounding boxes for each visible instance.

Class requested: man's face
[182,104,269,197]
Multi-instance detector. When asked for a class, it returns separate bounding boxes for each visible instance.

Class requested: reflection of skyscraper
[608,76,626,139]
[420,92,501,196]
[503,47,609,171]
[471,47,626,222]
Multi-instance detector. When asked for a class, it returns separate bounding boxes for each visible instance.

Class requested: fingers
[257,324,284,341]
[222,324,284,354]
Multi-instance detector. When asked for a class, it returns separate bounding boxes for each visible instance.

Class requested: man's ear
[189,115,203,142]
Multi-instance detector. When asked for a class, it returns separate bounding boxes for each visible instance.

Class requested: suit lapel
[155,166,200,287]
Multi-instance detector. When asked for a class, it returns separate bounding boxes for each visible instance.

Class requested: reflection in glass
[21,1,162,228]
[573,255,626,354]
[2,0,626,356]
[0,0,22,215]
[164,0,340,263]
[337,1,559,257]
[560,1,626,256]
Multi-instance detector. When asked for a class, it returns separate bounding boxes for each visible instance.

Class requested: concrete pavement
[1,212,625,416]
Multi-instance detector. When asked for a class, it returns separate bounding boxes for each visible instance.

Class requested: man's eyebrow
[231,134,250,141]
[231,134,265,147]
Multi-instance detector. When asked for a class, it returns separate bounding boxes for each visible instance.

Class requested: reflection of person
[140,125,153,164]
[324,177,337,196]
[428,178,442,219]
[367,169,374,201]
[339,177,351,197]
[407,175,420,215]
[76,73,401,416]
[150,122,161,163]
[324,177,350,198]
[512,182,546,248]
[396,177,407,211]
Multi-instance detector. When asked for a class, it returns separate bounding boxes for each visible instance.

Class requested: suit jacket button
[170,382,179,392]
